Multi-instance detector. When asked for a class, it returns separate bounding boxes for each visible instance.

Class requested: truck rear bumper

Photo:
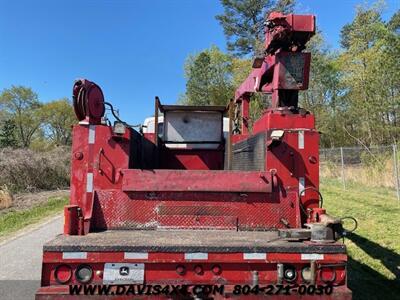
[38,230,350,299]
[36,285,352,299]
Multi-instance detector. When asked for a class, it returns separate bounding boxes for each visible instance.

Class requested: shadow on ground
[347,232,400,300]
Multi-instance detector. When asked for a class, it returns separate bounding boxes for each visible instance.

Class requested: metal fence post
[393,144,400,201]
[340,147,346,190]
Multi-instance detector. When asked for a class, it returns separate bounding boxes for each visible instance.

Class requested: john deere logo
[119,266,130,276]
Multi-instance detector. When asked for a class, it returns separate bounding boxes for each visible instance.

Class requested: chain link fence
[320,145,400,200]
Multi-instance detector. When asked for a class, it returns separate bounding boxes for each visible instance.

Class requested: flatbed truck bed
[44,230,346,254]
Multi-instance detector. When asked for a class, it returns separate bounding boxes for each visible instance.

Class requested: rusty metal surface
[44,229,346,253]
[90,189,298,231]
[121,169,273,193]
[234,13,315,108]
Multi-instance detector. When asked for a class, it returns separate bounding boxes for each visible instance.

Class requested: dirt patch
[0,190,69,215]
[0,186,13,209]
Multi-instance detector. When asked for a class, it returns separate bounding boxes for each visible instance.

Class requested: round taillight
[55,264,72,284]
[194,265,204,275]
[75,265,93,283]
[319,267,336,283]
[283,265,297,282]
[211,265,222,275]
[176,265,186,275]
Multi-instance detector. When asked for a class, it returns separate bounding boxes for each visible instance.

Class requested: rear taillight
[211,264,222,275]
[194,265,204,275]
[176,265,186,275]
[319,266,336,283]
[75,264,93,283]
[54,264,72,284]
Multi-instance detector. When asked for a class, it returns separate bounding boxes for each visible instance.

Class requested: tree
[0,86,42,147]
[300,34,346,147]
[388,10,400,33]
[40,98,75,145]
[216,0,295,57]
[182,46,234,106]
[0,119,17,148]
[338,4,400,146]
[181,46,268,127]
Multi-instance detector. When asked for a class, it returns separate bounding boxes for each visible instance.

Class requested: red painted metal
[91,190,299,230]
[72,79,105,124]
[160,148,224,170]
[121,169,274,193]
[36,286,352,300]
[63,205,80,235]
[235,13,315,108]
[36,11,352,300]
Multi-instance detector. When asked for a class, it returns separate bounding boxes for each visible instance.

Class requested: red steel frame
[36,12,351,299]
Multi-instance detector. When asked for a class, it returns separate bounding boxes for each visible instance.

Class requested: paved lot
[0,216,63,300]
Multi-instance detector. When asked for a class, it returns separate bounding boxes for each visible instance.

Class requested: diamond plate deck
[44,230,346,253]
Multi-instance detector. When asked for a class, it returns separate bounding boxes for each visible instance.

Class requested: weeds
[0,147,70,193]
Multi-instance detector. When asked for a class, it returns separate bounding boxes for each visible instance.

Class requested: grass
[0,196,68,238]
[321,178,400,300]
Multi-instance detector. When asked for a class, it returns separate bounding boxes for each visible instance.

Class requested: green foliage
[301,4,400,147]
[40,98,75,146]
[337,4,400,146]
[0,86,43,147]
[388,10,400,33]
[0,119,17,148]
[300,34,347,147]
[216,0,295,56]
[183,46,234,106]
[0,86,75,148]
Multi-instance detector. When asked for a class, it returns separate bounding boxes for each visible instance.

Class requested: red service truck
[36,12,353,299]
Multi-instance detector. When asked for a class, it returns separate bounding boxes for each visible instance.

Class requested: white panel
[103,263,144,284]
[184,252,208,260]
[124,252,149,259]
[62,252,87,259]
[164,111,222,143]
[243,253,267,260]
[299,177,305,194]
[298,130,304,149]
[86,173,93,193]
[301,253,324,260]
[88,125,96,144]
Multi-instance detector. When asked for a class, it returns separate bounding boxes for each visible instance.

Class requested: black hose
[340,216,358,233]
[104,102,141,128]
[299,186,324,208]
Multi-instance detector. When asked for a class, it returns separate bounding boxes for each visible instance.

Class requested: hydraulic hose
[104,102,141,128]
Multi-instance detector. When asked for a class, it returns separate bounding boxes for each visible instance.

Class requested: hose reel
[72,79,105,122]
